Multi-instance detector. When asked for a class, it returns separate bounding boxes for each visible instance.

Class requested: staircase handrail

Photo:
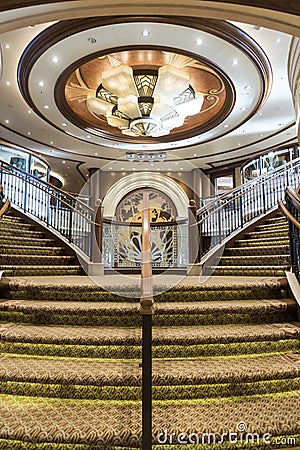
[0,160,94,214]
[197,156,300,218]
[196,156,300,261]
[278,184,300,282]
[0,198,11,220]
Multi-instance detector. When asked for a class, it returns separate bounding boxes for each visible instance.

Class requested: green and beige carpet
[0,210,299,449]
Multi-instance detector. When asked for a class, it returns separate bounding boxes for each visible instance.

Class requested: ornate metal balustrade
[197,156,300,261]
[279,186,300,283]
[1,155,300,271]
[102,219,188,269]
[0,160,95,260]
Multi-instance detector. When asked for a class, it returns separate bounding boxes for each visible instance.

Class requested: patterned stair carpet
[210,213,291,276]
[0,213,84,276]
[0,209,299,449]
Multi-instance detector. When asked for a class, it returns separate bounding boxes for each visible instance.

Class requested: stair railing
[0,198,11,220]
[197,156,300,262]
[0,160,99,262]
[279,186,300,283]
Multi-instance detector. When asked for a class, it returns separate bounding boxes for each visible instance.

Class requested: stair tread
[1,322,299,345]
[0,392,298,446]
[0,353,299,385]
[0,298,295,314]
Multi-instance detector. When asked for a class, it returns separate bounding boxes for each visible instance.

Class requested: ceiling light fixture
[87,62,204,137]
[126,151,166,162]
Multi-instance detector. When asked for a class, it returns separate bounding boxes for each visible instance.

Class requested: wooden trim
[0,199,11,219]
[278,200,300,230]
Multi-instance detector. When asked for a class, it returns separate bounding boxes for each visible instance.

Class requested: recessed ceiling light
[50,141,53,145]
[142,30,150,37]
[95,152,98,156]
[5,44,9,49]
[86,135,91,139]
[240,107,247,111]
[223,124,229,128]
[61,122,67,127]
[27,132,31,135]
[38,81,45,87]
[180,168,184,170]
[194,153,197,157]
[175,162,178,165]
[52,56,59,63]
[132,168,136,171]
[121,167,124,170]
[6,81,10,86]
[5,120,9,124]
[109,167,112,170]
[28,110,32,114]
[232,58,239,65]
[196,38,203,45]
[276,38,281,43]
[88,37,97,44]
[44,105,50,109]
[62,160,65,164]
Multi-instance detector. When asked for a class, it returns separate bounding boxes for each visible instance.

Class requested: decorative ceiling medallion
[64,49,231,142]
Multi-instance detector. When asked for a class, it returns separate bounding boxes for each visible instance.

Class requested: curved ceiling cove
[17,17,271,152]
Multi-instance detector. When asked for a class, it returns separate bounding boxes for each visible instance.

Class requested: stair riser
[1,267,84,276]
[4,285,288,302]
[225,246,290,256]
[0,256,76,266]
[0,339,298,359]
[220,257,290,266]
[211,268,288,276]
[0,309,295,327]
[0,377,299,401]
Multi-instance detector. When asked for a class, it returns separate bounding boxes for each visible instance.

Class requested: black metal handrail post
[140,190,154,450]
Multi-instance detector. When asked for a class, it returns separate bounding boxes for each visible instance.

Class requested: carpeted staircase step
[210,266,289,276]
[220,255,290,267]
[0,236,56,247]
[0,220,34,230]
[0,392,298,448]
[0,227,45,238]
[0,266,84,277]
[0,322,299,360]
[245,229,288,239]
[0,254,77,266]
[225,245,290,256]
[0,353,299,401]
[235,236,289,247]
[0,245,65,255]
[2,278,289,302]
[0,298,296,327]
[255,223,288,232]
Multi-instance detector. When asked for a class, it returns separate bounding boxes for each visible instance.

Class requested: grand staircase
[0,209,299,449]
[0,212,83,276]
[211,213,291,276]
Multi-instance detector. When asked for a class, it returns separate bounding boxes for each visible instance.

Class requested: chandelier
[86,64,204,138]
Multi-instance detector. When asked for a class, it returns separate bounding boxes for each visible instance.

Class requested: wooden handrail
[0,161,94,212]
[196,155,300,217]
[140,190,154,315]
[286,186,300,208]
[278,200,300,230]
[195,165,296,226]
[0,198,10,219]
